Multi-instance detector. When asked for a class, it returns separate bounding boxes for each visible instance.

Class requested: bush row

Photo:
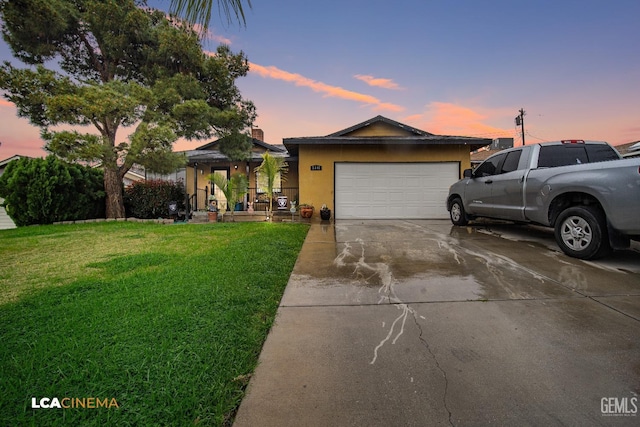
[0,156,105,226]
[124,179,186,219]
[0,156,186,225]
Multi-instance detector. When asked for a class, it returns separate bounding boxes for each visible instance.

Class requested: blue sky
[1,0,639,159]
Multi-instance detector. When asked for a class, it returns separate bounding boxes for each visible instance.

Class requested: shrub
[124,179,186,219]
[0,156,105,226]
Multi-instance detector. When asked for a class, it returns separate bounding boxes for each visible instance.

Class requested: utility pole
[515,108,526,145]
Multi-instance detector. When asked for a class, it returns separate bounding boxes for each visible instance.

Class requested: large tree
[0,0,255,218]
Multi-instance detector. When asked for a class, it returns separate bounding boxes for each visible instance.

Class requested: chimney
[251,128,264,141]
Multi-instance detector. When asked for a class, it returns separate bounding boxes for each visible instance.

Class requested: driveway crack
[412,312,454,427]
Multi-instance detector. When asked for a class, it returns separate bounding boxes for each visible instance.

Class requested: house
[184,129,298,212]
[614,141,640,158]
[0,155,25,230]
[185,116,491,219]
[471,138,515,167]
[284,115,491,219]
[183,116,491,219]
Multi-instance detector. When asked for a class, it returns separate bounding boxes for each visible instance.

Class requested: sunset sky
[1,0,639,160]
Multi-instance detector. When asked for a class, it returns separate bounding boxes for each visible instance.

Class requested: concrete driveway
[234,220,640,426]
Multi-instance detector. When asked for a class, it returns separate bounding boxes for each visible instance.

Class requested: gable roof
[184,136,289,163]
[327,115,434,137]
[0,154,28,168]
[0,155,31,176]
[195,137,286,153]
[284,115,491,155]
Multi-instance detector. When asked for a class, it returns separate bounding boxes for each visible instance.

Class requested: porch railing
[189,187,299,212]
[190,187,211,212]
[247,187,299,212]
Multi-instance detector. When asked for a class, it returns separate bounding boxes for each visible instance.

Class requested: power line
[525,131,548,142]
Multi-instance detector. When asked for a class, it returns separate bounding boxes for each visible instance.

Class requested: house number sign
[310,165,322,171]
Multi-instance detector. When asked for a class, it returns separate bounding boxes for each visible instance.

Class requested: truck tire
[449,197,468,226]
[554,205,611,260]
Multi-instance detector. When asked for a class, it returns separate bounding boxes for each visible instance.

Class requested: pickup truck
[447,140,640,260]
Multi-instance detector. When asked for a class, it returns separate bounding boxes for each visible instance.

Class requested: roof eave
[283,137,492,154]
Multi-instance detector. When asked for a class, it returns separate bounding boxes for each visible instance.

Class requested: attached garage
[334,162,460,219]
[284,115,491,220]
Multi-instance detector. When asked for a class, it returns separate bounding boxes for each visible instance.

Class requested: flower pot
[320,208,331,221]
[208,212,218,222]
[299,207,314,219]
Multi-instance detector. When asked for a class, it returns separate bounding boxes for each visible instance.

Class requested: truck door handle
[485,180,493,184]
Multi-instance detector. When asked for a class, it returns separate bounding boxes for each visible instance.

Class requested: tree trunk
[104,166,125,218]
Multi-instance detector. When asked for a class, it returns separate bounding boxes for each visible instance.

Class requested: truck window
[538,145,588,168]
[475,153,505,177]
[585,144,620,162]
[500,150,522,173]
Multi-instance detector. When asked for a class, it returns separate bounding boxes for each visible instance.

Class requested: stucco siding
[345,121,417,137]
[298,144,471,211]
[0,198,17,230]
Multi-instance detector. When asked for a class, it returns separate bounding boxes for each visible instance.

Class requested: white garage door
[335,162,459,219]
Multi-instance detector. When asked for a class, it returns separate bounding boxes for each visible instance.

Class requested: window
[585,144,620,163]
[256,170,282,193]
[538,145,588,168]
[475,153,505,177]
[500,150,522,174]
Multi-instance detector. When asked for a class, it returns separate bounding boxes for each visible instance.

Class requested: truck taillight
[561,140,585,144]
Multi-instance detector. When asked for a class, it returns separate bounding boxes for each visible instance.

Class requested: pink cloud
[194,25,232,45]
[354,74,404,90]
[248,62,405,112]
[0,98,14,108]
[404,102,514,138]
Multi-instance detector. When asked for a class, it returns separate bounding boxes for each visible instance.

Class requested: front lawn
[0,221,309,426]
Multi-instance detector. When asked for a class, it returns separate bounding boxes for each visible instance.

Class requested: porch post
[193,162,198,211]
[245,161,250,209]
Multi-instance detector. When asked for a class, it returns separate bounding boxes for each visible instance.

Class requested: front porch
[183,130,299,216]
[188,186,300,213]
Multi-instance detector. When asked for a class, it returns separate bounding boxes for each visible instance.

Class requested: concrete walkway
[234,220,640,426]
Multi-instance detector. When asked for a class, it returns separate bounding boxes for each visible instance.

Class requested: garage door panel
[335,162,459,219]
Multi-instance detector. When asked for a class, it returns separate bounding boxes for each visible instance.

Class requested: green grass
[0,221,309,426]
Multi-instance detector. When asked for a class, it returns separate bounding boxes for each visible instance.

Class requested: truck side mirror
[463,169,473,178]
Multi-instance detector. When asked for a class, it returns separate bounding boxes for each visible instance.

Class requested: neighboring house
[124,164,187,186]
[284,115,491,219]
[184,129,298,211]
[0,155,26,230]
[471,138,515,167]
[0,198,15,230]
[615,141,640,158]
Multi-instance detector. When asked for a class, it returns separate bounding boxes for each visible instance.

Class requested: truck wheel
[449,198,468,226]
[554,206,611,260]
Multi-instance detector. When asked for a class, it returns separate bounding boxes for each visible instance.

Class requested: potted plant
[255,151,288,221]
[207,172,248,222]
[207,195,218,222]
[299,203,314,219]
[320,204,331,221]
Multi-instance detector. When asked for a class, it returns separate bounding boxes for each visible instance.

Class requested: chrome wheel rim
[560,216,593,251]
[451,204,462,222]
